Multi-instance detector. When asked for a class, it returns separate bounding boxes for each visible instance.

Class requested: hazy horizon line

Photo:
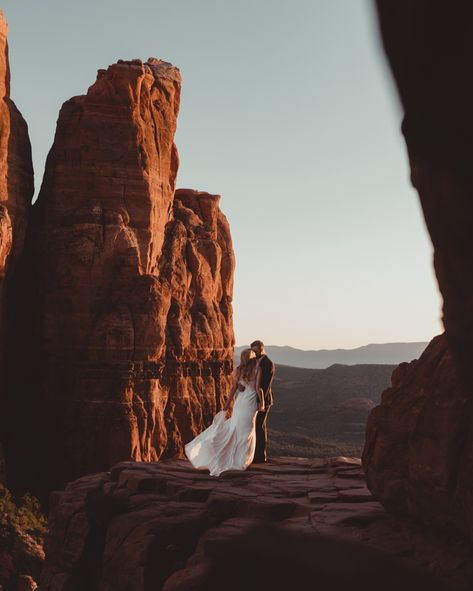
[234,339,433,352]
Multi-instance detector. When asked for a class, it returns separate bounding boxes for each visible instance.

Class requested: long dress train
[185,379,258,477]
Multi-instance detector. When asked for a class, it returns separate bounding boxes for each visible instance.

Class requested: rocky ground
[40,457,473,590]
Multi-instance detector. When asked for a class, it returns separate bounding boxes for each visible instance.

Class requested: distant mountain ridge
[234,342,429,369]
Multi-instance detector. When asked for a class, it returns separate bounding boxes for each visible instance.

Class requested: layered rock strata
[40,458,473,590]
[6,59,234,493]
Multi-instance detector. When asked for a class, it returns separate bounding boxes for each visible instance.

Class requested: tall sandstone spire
[7,58,234,493]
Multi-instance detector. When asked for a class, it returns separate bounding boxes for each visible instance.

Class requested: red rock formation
[0,9,33,300]
[7,58,234,493]
[375,0,473,386]
[363,334,473,534]
[0,10,34,489]
[39,458,472,590]
[362,1,473,538]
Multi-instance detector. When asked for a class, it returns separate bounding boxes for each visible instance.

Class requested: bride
[185,348,265,477]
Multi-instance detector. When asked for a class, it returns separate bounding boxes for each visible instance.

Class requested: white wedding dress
[185,378,259,477]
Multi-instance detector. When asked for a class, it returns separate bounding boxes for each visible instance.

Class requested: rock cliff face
[363,2,473,537]
[6,58,234,493]
[0,10,34,488]
[39,458,471,590]
[375,0,473,386]
[363,334,473,535]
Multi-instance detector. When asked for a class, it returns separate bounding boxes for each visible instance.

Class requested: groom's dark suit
[252,353,275,463]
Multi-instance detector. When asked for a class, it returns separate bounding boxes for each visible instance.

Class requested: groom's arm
[261,359,275,394]
[255,365,265,411]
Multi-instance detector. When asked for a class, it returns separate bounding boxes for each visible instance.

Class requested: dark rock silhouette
[375,0,473,385]
[196,525,447,591]
[363,0,473,538]
[0,442,5,485]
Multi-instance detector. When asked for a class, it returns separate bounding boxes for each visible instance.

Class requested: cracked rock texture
[40,457,473,590]
[5,58,234,494]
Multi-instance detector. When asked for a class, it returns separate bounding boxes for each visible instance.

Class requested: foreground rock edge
[40,456,473,590]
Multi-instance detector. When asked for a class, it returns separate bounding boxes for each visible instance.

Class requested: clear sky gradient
[3,0,443,349]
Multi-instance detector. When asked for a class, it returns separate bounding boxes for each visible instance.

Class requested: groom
[250,339,275,463]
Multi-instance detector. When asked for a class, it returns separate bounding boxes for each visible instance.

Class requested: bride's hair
[236,348,257,382]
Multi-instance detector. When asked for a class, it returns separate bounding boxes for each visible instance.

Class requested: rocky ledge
[40,457,473,590]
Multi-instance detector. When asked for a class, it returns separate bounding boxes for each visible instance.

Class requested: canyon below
[268,362,395,458]
[1,2,473,590]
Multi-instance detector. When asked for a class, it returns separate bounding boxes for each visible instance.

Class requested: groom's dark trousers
[252,354,275,463]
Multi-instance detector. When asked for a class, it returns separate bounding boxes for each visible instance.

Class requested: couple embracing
[185,340,275,477]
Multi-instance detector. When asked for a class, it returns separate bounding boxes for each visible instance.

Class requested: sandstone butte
[2,52,235,493]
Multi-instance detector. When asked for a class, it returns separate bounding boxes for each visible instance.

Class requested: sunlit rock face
[0,10,33,306]
[0,10,34,486]
[6,58,234,492]
[363,2,473,536]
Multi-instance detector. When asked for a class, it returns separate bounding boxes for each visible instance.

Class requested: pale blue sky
[3,0,442,349]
